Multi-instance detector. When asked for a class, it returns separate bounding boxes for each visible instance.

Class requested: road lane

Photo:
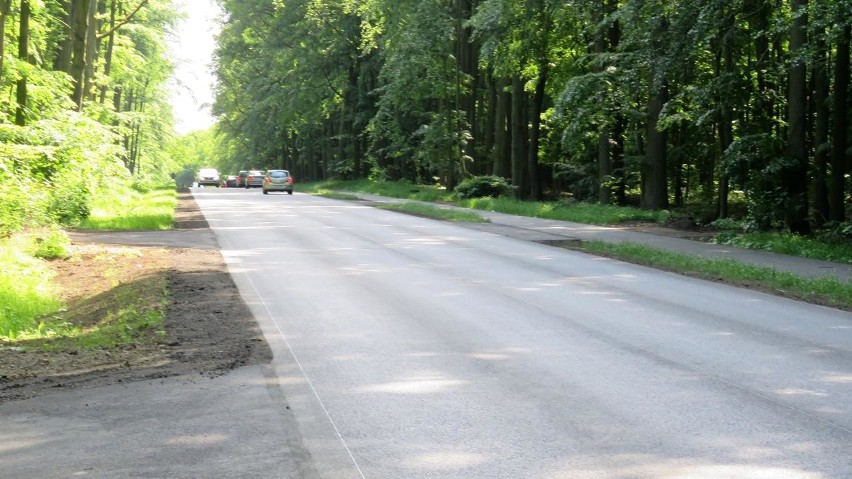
[195,188,852,479]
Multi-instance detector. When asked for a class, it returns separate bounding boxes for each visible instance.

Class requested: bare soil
[0,192,271,404]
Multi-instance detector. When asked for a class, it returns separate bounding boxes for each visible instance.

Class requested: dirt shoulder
[0,192,271,404]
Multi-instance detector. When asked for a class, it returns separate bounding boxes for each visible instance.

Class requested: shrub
[455,175,515,199]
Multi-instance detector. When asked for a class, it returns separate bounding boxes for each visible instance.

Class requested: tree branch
[97,0,150,40]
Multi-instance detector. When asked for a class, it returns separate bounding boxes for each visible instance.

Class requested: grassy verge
[304,179,669,225]
[1,182,176,347]
[575,240,852,311]
[715,231,852,265]
[0,234,64,340]
[79,183,177,230]
[377,202,489,222]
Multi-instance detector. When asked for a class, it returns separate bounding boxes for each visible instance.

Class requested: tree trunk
[70,0,93,110]
[15,0,30,126]
[527,65,546,201]
[829,25,850,222]
[99,0,118,104]
[812,28,830,225]
[716,12,735,219]
[642,76,669,209]
[0,0,11,83]
[53,0,73,72]
[612,115,626,205]
[785,0,810,234]
[594,0,610,204]
[510,75,528,197]
[492,76,511,178]
[83,0,100,102]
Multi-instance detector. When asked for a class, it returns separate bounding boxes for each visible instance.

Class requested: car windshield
[248,170,263,176]
[269,171,289,178]
[199,169,218,176]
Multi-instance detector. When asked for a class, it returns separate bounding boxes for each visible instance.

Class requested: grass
[305,179,670,224]
[715,231,852,265]
[0,236,63,340]
[577,240,852,311]
[79,184,176,230]
[2,181,177,346]
[377,202,489,222]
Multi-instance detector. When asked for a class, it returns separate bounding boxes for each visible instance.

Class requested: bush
[455,175,515,199]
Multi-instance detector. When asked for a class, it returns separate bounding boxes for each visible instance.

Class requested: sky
[167,0,222,134]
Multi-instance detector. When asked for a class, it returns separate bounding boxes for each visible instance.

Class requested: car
[244,170,265,188]
[262,170,294,195]
[196,168,220,187]
[236,170,249,187]
[224,175,238,187]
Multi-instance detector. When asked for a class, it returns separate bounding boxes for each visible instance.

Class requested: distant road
[196,187,852,479]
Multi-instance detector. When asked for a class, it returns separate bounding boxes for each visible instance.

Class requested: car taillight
[264,177,271,183]
[287,177,293,183]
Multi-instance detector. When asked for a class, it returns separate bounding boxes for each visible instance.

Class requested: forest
[215,0,851,233]
[0,0,181,237]
[0,0,850,238]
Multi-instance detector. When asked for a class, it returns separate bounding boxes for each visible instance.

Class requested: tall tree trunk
[510,75,528,198]
[812,28,830,225]
[612,115,626,205]
[642,76,669,209]
[594,1,611,204]
[0,0,11,83]
[716,11,735,219]
[15,0,30,126]
[785,0,810,234]
[527,65,545,201]
[830,25,850,222]
[641,15,669,210]
[83,0,100,101]
[53,0,73,72]
[492,76,511,178]
[99,0,117,104]
[70,0,93,111]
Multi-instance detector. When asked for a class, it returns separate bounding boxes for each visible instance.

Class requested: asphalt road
[204,188,851,478]
[2,188,850,479]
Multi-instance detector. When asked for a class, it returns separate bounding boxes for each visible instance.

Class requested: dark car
[244,170,265,188]
[224,175,239,187]
[262,170,294,195]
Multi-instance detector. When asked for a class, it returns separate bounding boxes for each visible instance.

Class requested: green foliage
[0,236,62,339]
[455,175,515,199]
[724,135,792,231]
[30,228,71,260]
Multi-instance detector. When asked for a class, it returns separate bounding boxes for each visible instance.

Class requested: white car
[196,168,220,187]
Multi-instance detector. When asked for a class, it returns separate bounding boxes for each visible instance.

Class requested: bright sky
[167,0,222,134]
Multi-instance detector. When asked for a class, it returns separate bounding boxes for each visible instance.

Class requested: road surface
[196,188,852,479]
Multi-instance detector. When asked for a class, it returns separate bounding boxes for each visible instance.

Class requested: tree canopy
[213,0,851,231]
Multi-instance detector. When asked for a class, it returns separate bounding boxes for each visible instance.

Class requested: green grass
[0,236,63,340]
[313,189,363,201]
[304,179,453,202]
[577,240,852,311]
[79,184,176,230]
[457,196,669,225]
[305,179,669,224]
[715,231,852,265]
[378,202,490,222]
